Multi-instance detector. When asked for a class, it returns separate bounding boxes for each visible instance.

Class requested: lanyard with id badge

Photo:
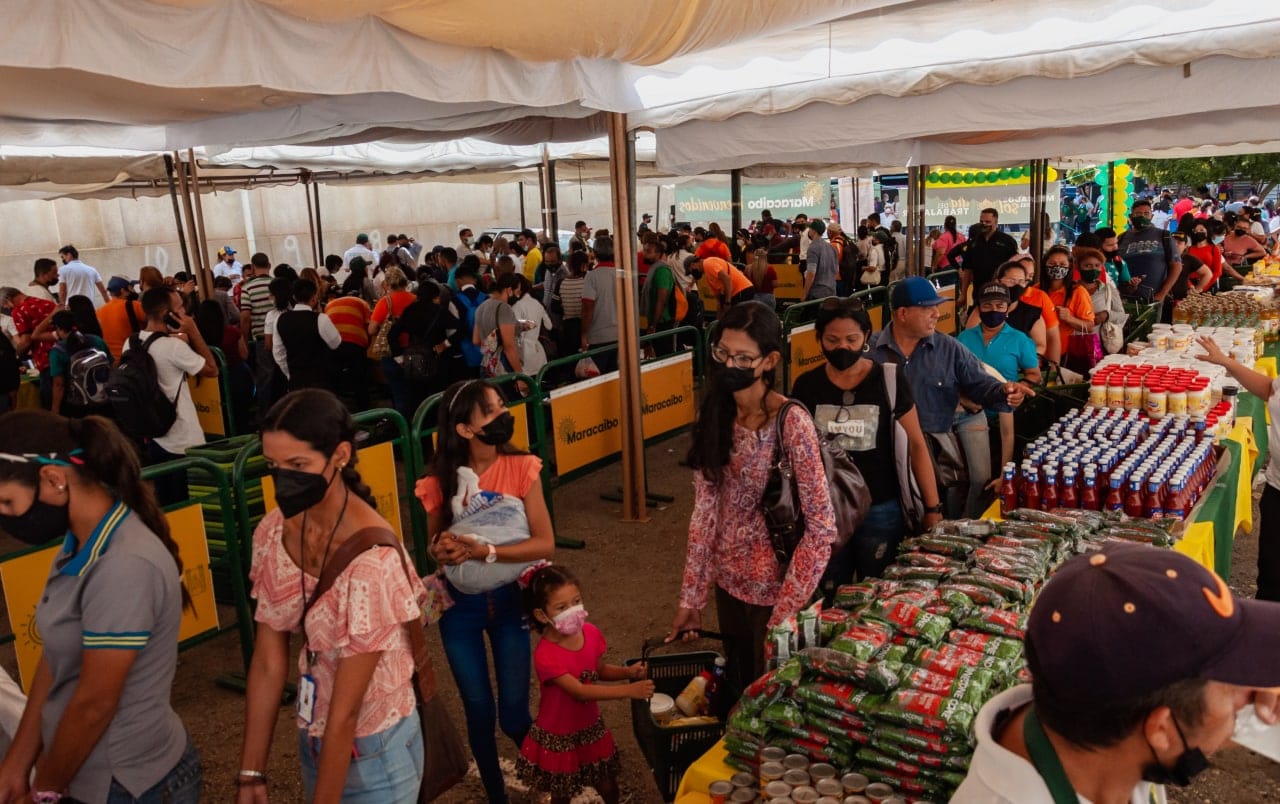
[297,490,349,726]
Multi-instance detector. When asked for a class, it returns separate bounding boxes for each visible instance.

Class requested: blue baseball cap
[106,276,136,294]
[891,276,945,309]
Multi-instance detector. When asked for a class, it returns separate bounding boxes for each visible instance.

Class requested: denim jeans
[299,711,423,804]
[588,342,618,374]
[381,357,412,419]
[820,499,906,601]
[106,737,201,803]
[438,581,532,803]
[954,410,992,519]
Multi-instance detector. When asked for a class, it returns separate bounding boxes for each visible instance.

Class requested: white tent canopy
[643,0,1280,172]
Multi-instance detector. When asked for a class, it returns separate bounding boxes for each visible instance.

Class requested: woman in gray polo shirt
[0,411,200,804]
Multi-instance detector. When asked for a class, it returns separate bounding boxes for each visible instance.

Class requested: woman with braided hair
[0,410,202,804]
[238,389,427,803]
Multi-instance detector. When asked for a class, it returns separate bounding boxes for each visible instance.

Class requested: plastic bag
[442,466,541,594]
[574,356,601,379]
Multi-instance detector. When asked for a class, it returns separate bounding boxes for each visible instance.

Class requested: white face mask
[550,604,588,635]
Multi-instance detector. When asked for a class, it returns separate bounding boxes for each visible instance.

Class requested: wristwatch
[924,504,944,514]
[485,544,498,564]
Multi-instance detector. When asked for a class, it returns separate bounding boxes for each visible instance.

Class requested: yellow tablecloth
[675,741,732,803]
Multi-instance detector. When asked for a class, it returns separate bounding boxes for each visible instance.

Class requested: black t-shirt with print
[791,360,915,505]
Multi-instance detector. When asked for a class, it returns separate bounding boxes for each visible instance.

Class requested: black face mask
[1191,231,1209,244]
[1141,717,1209,787]
[476,411,515,446]
[0,496,70,546]
[715,363,760,392]
[270,465,337,519]
[1007,284,1026,304]
[822,347,861,371]
[1103,249,1121,261]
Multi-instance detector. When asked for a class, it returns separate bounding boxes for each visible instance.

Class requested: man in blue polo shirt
[870,276,1033,517]
[958,283,1042,505]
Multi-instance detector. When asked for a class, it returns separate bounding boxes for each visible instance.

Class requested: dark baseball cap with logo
[979,283,1010,306]
[1027,543,1280,704]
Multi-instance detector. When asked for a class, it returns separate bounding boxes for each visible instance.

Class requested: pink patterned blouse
[679,404,837,628]
[249,509,428,738]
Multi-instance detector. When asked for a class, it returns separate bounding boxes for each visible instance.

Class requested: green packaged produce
[864,599,951,644]
[897,665,995,709]
[798,648,901,692]
[793,681,883,715]
[857,744,972,776]
[762,698,803,726]
[723,754,756,774]
[827,622,894,660]
[881,565,953,583]
[801,702,872,737]
[935,582,1007,608]
[833,581,879,609]
[950,569,1030,602]
[766,614,798,668]
[873,724,974,755]
[946,629,1024,660]
[897,550,960,569]
[872,689,976,734]
[912,645,1015,677]
[959,606,1028,639]
[899,534,983,558]
[723,733,763,759]
[819,608,854,642]
[798,600,823,650]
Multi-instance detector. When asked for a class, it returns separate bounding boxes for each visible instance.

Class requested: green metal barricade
[778,287,886,391]
[532,327,702,518]
[0,457,251,693]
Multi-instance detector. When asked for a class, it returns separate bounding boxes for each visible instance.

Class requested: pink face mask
[550,604,588,636]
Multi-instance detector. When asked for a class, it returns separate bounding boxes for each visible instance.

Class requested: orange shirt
[702,257,754,300]
[415,453,543,515]
[1019,286,1060,330]
[324,296,372,348]
[371,290,417,324]
[695,238,732,262]
[96,298,145,359]
[1048,285,1095,340]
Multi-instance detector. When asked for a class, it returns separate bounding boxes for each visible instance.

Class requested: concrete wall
[0,178,661,288]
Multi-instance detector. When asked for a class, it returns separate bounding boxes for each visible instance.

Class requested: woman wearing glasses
[666,303,836,696]
[1039,245,1095,367]
[790,298,940,592]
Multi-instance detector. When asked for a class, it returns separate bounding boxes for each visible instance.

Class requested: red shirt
[11,296,56,371]
[1174,198,1194,220]
[1187,244,1224,285]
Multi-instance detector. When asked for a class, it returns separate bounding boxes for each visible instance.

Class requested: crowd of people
[2,188,1280,803]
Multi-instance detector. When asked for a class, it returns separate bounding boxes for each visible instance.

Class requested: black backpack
[105,332,181,440]
[879,228,900,272]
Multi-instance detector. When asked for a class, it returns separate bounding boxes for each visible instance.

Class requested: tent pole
[302,171,318,267]
[163,154,192,275]
[519,181,527,230]
[313,182,324,263]
[607,112,647,523]
[916,164,929,276]
[545,158,559,239]
[730,169,743,237]
[905,166,918,278]
[1030,160,1046,267]
[184,152,211,299]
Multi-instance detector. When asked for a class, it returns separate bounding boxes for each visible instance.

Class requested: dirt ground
[1,441,1277,802]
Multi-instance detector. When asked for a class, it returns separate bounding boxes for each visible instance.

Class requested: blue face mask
[980,310,1007,329]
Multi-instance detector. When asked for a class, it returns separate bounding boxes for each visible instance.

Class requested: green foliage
[1130,154,1280,198]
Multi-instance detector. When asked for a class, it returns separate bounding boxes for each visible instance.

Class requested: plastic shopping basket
[626,630,725,801]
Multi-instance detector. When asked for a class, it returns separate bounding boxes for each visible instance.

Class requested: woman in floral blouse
[667,302,837,695]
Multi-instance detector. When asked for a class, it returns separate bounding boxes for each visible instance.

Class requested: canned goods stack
[708,750,902,803]
[1000,406,1222,522]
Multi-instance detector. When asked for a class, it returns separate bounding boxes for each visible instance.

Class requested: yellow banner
[787,324,825,390]
[188,374,226,437]
[0,504,221,691]
[935,284,957,336]
[549,373,619,476]
[262,440,404,541]
[773,263,804,301]
[640,353,695,440]
[549,353,696,475]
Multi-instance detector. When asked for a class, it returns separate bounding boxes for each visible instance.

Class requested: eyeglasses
[1000,277,1030,287]
[710,345,764,369]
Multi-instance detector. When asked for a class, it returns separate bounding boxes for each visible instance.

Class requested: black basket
[625,630,726,801]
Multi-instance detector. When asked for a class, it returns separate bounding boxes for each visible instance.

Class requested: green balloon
[973,172,986,184]
[962,173,975,184]
[1011,166,1025,179]
[986,171,999,182]
[927,172,940,183]
[939,174,952,184]
[998,168,1011,180]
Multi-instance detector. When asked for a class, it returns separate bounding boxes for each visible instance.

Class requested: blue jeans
[381,357,411,419]
[299,711,423,804]
[438,581,532,803]
[820,499,906,599]
[106,737,201,803]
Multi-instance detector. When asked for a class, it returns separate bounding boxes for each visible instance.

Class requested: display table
[674,741,732,803]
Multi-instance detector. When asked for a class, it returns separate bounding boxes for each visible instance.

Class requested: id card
[297,674,317,725]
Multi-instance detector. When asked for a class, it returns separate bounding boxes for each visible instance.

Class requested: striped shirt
[324,296,372,348]
[559,275,586,319]
[240,276,274,339]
